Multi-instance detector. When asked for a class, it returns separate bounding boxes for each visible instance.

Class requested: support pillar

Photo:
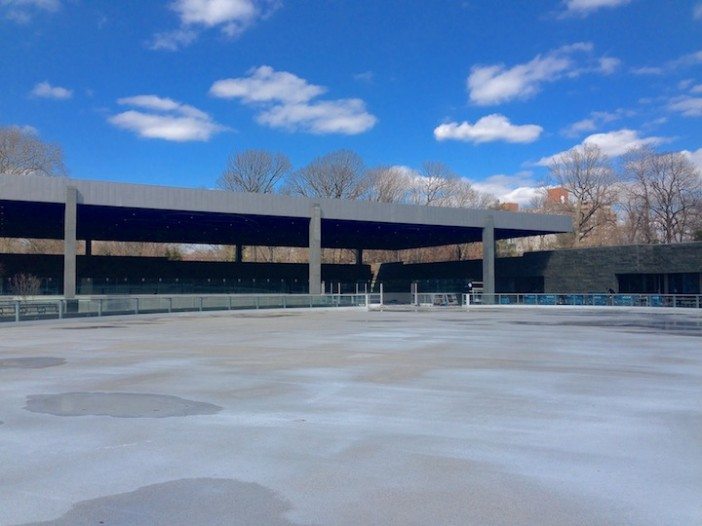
[63,186,78,299]
[309,204,321,294]
[85,239,92,256]
[482,215,495,304]
[354,248,363,265]
[235,244,243,263]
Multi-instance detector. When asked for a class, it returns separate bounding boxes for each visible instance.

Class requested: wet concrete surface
[25,392,222,418]
[0,357,66,368]
[1,307,701,525]
[20,478,304,526]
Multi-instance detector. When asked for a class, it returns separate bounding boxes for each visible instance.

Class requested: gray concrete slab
[1,308,701,525]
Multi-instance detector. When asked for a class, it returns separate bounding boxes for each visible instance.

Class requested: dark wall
[0,254,372,295]
[376,243,702,294]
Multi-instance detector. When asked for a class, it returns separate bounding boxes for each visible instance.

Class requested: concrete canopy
[1,174,572,299]
[0,175,571,250]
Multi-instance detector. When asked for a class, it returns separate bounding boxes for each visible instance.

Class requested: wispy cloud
[210,65,377,135]
[631,49,702,75]
[668,96,702,117]
[467,43,618,106]
[108,95,227,141]
[694,3,702,20]
[149,28,198,51]
[2,0,60,23]
[562,108,635,137]
[559,0,632,18]
[353,71,374,84]
[30,81,72,100]
[434,114,543,144]
[148,0,279,51]
[537,129,667,166]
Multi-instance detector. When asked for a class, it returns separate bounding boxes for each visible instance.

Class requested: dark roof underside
[0,200,558,250]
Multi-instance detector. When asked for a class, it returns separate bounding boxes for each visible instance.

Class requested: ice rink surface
[1,307,701,525]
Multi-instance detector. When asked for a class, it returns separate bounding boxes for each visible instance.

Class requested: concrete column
[235,244,243,263]
[63,186,78,299]
[309,204,322,294]
[85,239,92,256]
[354,248,363,265]
[482,215,495,304]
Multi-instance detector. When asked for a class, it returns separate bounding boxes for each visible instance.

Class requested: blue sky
[1,0,701,204]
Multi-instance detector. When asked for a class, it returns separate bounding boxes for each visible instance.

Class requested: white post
[380,283,384,306]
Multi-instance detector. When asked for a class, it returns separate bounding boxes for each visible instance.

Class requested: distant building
[499,202,519,212]
[546,187,569,205]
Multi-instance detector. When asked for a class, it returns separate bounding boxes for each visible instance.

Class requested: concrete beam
[309,204,321,294]
[482,215,495,304]
[63,186,78,299]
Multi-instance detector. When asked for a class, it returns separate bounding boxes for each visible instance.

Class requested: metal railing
[463,293,702,309]
[0,293,378,324]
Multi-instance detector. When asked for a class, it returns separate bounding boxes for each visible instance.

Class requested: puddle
[24,392,222,418]
[0,357,66,369]
[20,478,306,526]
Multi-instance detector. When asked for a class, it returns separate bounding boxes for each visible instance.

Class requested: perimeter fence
[0,293,381,323]
[465,293,702,309]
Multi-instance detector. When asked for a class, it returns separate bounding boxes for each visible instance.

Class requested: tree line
[1,125,700,264]
[540,144,701,248]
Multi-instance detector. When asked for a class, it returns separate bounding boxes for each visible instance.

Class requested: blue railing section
[466,293,702,309]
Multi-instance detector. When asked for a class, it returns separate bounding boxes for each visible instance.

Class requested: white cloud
[434,114,543,144]
[537,129,667,165]
[210,65,325,104]
[467,42,614,105]
[2,0,60,22]
[210,66,377,135]
[471,172,543,206]
[669,96,702,117]
[681,148,702,171]
[691,85,702,94]
[108,95,226,141]
[149,0,277,50]
[256,99,376,135]
[694,3,702,20]
[561,0,631,17]
[30,81,72,100]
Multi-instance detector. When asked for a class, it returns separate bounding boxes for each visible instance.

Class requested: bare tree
[366,166,410,203]
[0,126,66,177]
[407,162,457,206]
[287,150,369,199]
[218,149,290,193]
[637,152,702,243]
[548,144,616,245]
[618,147,655,244]
[9,273,41,299]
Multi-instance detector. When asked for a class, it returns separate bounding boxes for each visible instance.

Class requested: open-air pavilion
[0,174,571,300]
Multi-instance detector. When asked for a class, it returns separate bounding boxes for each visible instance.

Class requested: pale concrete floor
[1,307,701,526]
